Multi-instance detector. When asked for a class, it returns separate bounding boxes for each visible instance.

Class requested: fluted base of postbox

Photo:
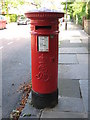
[32,89,58,109]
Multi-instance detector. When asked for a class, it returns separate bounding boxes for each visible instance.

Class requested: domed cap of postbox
[25,7,64,19]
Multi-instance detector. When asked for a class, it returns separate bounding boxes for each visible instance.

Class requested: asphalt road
[0,23,31,118]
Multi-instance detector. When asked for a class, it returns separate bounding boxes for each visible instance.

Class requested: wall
[84,20,90,35]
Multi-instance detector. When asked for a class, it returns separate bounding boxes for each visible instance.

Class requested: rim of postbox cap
[25,7,64,19]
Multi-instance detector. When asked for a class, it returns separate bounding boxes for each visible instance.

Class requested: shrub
[5,14,17,23]
[10,14,17,22]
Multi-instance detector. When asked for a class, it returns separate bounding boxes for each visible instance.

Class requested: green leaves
[2,0,25,14]
[72,2,86,16]
[33,0,42,8]
[86,1,90,19]
[61,2,88,24]
[22,113,31,117]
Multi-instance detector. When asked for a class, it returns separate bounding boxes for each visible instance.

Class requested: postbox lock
[50,34,54,39]
[37,36,49,52]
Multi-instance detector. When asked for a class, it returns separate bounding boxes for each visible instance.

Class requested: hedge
[5,14,18,23]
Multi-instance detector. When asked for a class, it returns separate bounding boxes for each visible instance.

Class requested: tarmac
[0,43,2,120]
[19,21,89,119]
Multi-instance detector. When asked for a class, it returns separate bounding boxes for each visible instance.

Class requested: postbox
[25,9,64,109]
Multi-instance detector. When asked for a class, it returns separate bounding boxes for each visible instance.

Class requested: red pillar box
[25,9,64,109]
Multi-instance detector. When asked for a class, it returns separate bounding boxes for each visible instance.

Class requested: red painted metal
[0,15,6,29]
[25,11,64,94]
[0,20,6,29]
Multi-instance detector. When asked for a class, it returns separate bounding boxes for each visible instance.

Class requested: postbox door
[31,33,58,94]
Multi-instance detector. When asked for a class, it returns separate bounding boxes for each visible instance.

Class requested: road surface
[0,23,31,118]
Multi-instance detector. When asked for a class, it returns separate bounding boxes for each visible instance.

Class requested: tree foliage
[33,0,60,10]
[1,0,25,14]
[72,2,86,17]
[62,2,73,14]
[86,1,90,19]
[61,2,74,19]
[33,0,42,8]
[62,2,90,24]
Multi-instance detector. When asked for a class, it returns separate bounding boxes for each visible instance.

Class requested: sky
[0,0,65,15]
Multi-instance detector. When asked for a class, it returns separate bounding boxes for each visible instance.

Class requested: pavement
[19,21,89,119]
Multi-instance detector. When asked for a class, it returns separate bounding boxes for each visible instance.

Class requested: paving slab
[59,36,88,42]
[19,102,41,119]
[77,54,88,64]
[41,97,85,118]
[89,80,90,112]
[59,30,82,38]
[19,93,41,119]
[59,47,89,54]
[58,79,81,98]
[88,112,90,119]
[88,36,90,43]
[58,54,78,64]
[59,37,88,42]
[60,40,70,43]
[41,111,85,118]
[70,40,82,43]
[60,43,88,48]
[58,64,88,80]
[54,97,84,113]
[81,38,88,44]
[79,80,88,113]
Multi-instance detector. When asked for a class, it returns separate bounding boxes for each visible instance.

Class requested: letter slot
[35,26,51,30]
